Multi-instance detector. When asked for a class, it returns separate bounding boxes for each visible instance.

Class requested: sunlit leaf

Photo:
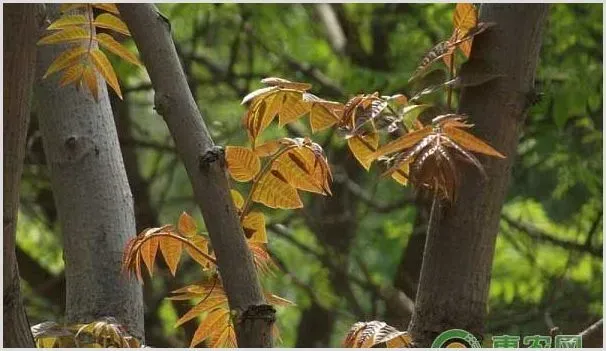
[278,92,311,126]
[82,65,99,101]
[159,236,182,276]
[92,4,120,15]
[303,93,343,133]
[43,46,87,78]
[93,13,130,36]
[348,132,379,171]
[225,146,261,182]
[252,171,303,209]
[37,26,90,45]
[444,125,506,158]
[372,126,432,160]
[184,236,212,268]
[178,212,197,237]
[242,211,267,243]
[90,48,122,99]
[59,63,85,87]
[190,309,229,347]
[230,189,245,209]
[254,139,282,158]
[139,236,159,276]
[47,15,89,30]
[96,33,142,66]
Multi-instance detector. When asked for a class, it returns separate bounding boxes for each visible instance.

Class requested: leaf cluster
[37,3,142,100]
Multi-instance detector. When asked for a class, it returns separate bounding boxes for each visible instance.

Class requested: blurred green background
[18,3,602,347]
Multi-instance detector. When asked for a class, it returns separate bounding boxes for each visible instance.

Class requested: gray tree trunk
[33,4,144,341]
[117,4,273,347]
[408,4,549,347]
[3,4,42,347]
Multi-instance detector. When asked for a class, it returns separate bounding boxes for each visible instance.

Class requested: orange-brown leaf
[372,126,433,160]
[47,15,89,30]
[303,93,343,133]
[59,63,85,87]
[230,189,245,209]
[82,65,99,101]
[90,48,122,99]
[184,236,212,268]
[92,4,120,15]
[37,26,90,45]
[453,3,477,34]
[43,46,87,78]
[348,132,379,171]
[252,171,303,209]
[278,92,311,126]
[242,211,267,243]
[159,237,182,276]
[225,146,261,182]
[177,212,197,237]
[139,236,160,276]
[190,309,229,347]
[175,297,227,327]
[96,33,142,66]
[271,148,327,195]
[93,13,130,36]
[444,126,506,158]
[254,139,282,158]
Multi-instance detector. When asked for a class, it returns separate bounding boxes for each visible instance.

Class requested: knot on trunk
[199,146,225,171]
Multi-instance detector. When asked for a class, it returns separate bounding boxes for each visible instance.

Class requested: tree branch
[118,5,273,347]
[502,214,602,258]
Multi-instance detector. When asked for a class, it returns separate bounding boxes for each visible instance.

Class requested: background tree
[3,3,42,347]
[32,3,144,340]
[12,3,602,348]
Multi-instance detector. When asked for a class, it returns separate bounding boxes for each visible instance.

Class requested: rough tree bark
[408,4,549,347]
[117,4,274,347]
[3,3,42,347]
[33,4,144,341]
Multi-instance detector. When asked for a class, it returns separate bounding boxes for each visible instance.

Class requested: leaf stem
[239,144,297,220]
[447,53,455,111]
[146,232,218,265]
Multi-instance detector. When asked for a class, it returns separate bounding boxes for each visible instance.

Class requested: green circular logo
[431,329,482,348]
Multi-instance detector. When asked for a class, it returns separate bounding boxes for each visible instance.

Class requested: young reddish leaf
[43,46,87,78]
[391,162,410,186]
[454,3,477,32]
[82,65,99,101]
[242,211,267,243]
[444,126,506,158]
[159,237,182,276]
[252,171,303,209]
[59,63,85,87]
[175,297,227,327]
[225,146,261,182]
[211,323,237,348]
[177,212,197,237]
[93,13,130,36]
[190,309,229,347]
[139,236,160,276]
[372,126,433,160]
[92,4,120,15]
[184,236,212,268]
[303,93,343,133]
[96,33,142,66]
[90,48,122,99]
[37,26,90,45]
[249,242,276,274]
[47,15,89,30]
[348,132,379,171]
[254,139,282,158]
[277,92,311,126]
[271,148,325,195]
[230,189,245,209]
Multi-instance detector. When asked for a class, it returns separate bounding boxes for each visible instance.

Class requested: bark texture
[117,4,273,347]
[34,4,144,340]
[3,4,42,347]
[408,4,549,346]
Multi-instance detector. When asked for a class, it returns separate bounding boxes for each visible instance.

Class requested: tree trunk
[34,4,144,341]
[117,4,274,347]
[3,4,42,347]
[408,4,549,347]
